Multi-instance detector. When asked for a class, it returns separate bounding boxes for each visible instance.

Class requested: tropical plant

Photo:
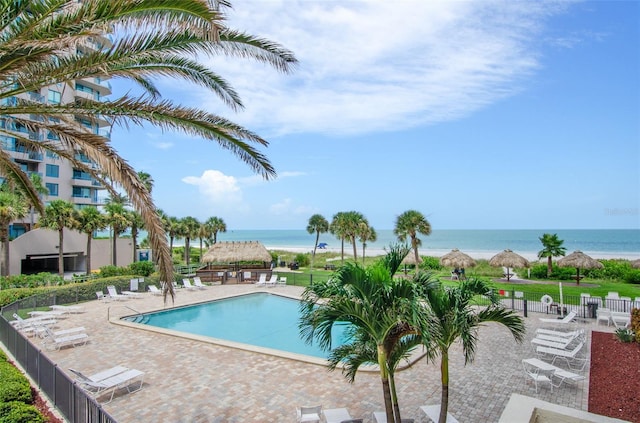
[329,212,348,264]
[137,171,154,194]
[104,201,130,266]
[0,190,27,276]
[537,233,567,277]
[394,210,432,266]
[358,220,376,264]
[128,210,144,262]
[299,244,430,423]
[25,172,49,230]
[306,214,329,257]
[74,206,106,275]
[417,276,525,423]
[203,216,226,246]
[38,200,76,277]
[0,0,297,299]
[180,216,201,264]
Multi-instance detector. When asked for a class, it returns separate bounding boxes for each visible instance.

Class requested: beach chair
[522,358,585,391]
[148,285,163,296]
[42,326,89,351]
[596,308,611,326]
[193,276,207,289]
[266,274,278,287]
[297,405,322,423]
[182,278,196,290]
[536,341,587,371]
[72,367,145,403]
[539,310,577,324]
[49,304,85,314]
[106,285,128,301]
[611,311,631,328]
[277,276,287,287]
[255,273,267,287]
[322,408,353,423]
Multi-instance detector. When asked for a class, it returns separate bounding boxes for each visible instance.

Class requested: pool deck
[38,284,612,423]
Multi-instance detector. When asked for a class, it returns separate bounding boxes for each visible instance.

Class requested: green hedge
[0,401,45,423]
[0,347,45,423]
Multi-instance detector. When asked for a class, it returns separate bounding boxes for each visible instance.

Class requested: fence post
[511,289,515,310]
[523,299,528,317]
[309,273,313,286]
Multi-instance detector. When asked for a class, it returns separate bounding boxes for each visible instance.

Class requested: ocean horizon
[159,229,640,261]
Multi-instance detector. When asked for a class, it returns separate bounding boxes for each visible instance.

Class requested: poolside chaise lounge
[148,285,163,296]
[11,314,57,336]
[71,366,144,404]
[28,310,67,319]
[50,304,85,314]
[182,278,196,290]
[37,326,86,339]
[322,408,353,423]
[420,404,459,423]
[42,326,89,351]
[297,405,322,423]
[106,285,128,301]
[193,276,207,289]
[255,273,268,286]
[536,341,587,371]
[266,274,278,287]
[522,358,585,392]
[539,310,577,324]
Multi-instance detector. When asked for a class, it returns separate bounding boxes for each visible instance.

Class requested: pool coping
[111,290,427,371]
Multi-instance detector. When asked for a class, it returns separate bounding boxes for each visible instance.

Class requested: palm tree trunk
[1,234,9,277]
[199,238,203,263]
[547,256,552,277]
[341,237,344,264]
[313,231,319,257]
[86,233,92,275]
[58,229,64,277]
[389,369,402,422]
[351,236,358,261]
[132,229,138,262]
[440,350,450,423]
[112,233,118,266]
[377,347,395,423]
[185,238,190,264]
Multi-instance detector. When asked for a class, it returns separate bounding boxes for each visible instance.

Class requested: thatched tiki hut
[199,241,273,284]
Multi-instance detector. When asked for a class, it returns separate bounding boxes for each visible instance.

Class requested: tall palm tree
[417,276,525,423]
[204,216,227,245]
[358,220,377,265]
[0,191,27,276]
[180,216,201,264]
[26,173,49,230]
[38,200,76,277]
[306,214,329,257]
[74,206,106,275]
[104,202,130,266]
[128,210,144,262]
[342,211,366,261]
[0,0,297,299]
[137,171,154,194]
[538,233,567,277]
[394,210,432,266]
[300,244,430,423]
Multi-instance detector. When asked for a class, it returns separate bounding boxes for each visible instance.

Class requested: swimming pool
[123,292,350,360]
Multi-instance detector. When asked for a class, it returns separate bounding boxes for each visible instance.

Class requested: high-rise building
[0,34,112,238]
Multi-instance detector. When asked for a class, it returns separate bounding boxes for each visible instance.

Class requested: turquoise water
[211,229,640,257]
[127,293,349,359]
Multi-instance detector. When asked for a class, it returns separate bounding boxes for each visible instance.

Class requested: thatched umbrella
[401,252,422,274]
[439,249,477,269]
[557,250,603,286]
[202,241,272,264]
[631,259,640,269]
[488,249,530,281]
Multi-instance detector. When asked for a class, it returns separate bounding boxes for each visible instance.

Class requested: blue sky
[110,0,639,231]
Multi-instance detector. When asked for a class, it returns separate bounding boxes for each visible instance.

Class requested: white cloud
[193,0,569,137]
[182,170,247,212]
[269,198,315,216]
[151,141,173,150]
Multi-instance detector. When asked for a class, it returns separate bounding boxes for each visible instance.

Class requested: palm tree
[0,191,27,276]
[104,202,130,266]
[394,210,432,266]
[306,214,329,258]
[180,216,201,264]
[74,207,106,275]
[137,171,154,194]
[342,211,366,261]
[26,173,49,230]
[128,210,144,262]
[417,276,525,423]
[38,200,76,277]
[358,220,377,265]
[0,0,297,299]
[538,233,567,277]
[300,244,430,423]
[204,216,227,245]
[329,212,347,263]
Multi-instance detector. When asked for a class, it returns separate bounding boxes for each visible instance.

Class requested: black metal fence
[1,297,117,423]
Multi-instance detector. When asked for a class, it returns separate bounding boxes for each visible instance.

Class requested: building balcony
[78,77,111,96]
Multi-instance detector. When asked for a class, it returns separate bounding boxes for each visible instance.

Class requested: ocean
[204,229,640,261]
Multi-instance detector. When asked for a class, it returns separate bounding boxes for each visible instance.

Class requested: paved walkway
[38,285,611,423]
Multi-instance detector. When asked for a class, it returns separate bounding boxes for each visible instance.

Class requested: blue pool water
[126,293,349,359]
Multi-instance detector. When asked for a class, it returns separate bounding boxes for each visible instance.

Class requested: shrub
[419,256,442,271]
[128,261,155,277]
[0,375,31,404]
[0,401,45,423]
[294,253,310,267]
[624,270,640,284]
[615,328,635,343]
[632,308,640,343]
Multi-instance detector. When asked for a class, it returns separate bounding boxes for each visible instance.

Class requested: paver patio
[36,284,608,422]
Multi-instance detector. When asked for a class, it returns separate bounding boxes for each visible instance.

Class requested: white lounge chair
[297,405,322,423]
[72,367,144,403]
[277,276,287,287]
[539,310,577,324]
[96,291,109,302]
[611,311,631,328]
[11,314,57,336]
[37,326,86,339]
[28,310,67,319]
[596,308,611,326]
[49,305,85,314]
[255,273,268,287]
[522,358,585,391]
[420,404,459,423]
[122,290,142,299]
[69,366,129,384]
[148,285,163,296]
[531,337,573,350]
[193,276,207,289]
[536,341,587,371]
[106,285,128,301]
[323,408,353,423]
[266,274,278,287]
[182,278,196,290]
[521,360,554,393]
[42,326,89,351]
[535,328,583,338]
